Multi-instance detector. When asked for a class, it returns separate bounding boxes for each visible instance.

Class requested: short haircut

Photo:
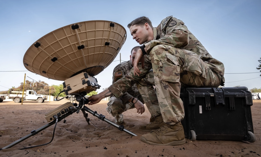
[127,16,153,28]
[131,46,140,54]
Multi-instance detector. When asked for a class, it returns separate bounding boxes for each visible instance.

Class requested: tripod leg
[83,106,137,136]
[81,108,90,125]
[1,105,77,151]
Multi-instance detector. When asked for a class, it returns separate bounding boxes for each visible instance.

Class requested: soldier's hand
[133,98,145,114]
[133,49,144,76]
[88,94,103,105]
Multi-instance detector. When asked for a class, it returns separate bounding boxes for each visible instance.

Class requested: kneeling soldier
[107,46,162,129]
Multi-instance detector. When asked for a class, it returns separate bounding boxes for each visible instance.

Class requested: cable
[0,70,27,72]
[225,72,260,74]
[56,90,65,101]
[225,77,261,83]
[0,85,9,89]
[27,76,37,82]
[27,76,48,86]
[20,116,59,150]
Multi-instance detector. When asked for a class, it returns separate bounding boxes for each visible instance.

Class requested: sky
[0,0,261,93]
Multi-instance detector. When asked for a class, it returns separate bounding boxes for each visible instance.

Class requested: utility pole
[49,86,50,103]
[21,73,26,105]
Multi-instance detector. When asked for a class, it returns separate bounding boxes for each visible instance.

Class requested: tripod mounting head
[74,93,90,113]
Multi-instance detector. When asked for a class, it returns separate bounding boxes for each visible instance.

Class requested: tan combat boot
[114,114,125,125]
[139,115,164,130]
[140,122,186,146]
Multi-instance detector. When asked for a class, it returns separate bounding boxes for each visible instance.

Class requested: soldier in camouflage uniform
[89,16,225,146]
[107,46,162,126]
[107,47,143,124]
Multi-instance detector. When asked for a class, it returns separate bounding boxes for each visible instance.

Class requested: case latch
[241,90,253,106]
[213,88,225,105]
[187,90,196,105]
[226,92,236,111]
[205,93,211,110]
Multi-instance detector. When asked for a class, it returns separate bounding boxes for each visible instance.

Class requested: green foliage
[0,80,66,97]
[1,79,97,98]
[87,91,97,97]
[52,84,66,97]
[250,88,261,93]
[9,80,53,95]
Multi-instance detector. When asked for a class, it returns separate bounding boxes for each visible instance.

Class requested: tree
[52,84,66,97]
[257,58,261,76]
[250,88,261,93]
[4,80,59,96]
[0,80,69,97]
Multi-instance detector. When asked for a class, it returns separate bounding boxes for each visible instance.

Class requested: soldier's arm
[120,92,134,104]
[113,71,123,83]
[88,89,112,105]
[120,92,145,114]
[108,55,152,98]
[112,63,124,84]
[144,16,189,54]
[88,88,145,113]
[89,56,151,105]
[88,85,135,105]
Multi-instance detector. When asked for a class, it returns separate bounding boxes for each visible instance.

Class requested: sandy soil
[0,100,260,157]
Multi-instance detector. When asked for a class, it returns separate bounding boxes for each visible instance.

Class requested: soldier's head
[130,46,140,66]
[128,16,154,44]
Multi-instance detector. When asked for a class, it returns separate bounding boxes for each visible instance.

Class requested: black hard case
[180,87,255,142]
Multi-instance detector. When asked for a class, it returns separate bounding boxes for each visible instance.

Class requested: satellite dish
[23,20,127,81]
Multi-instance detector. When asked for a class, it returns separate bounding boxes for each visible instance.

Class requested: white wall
[252,93,261,100]
[43,95,54,101]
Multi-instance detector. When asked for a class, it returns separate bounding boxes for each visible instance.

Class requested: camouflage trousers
[106,96,134,123]
[106,71,161,123]
[108,45,221,125]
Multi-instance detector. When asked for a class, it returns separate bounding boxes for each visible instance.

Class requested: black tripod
[0,94,136,150]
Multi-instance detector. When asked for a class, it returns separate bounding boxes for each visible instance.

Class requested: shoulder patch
[161,16,172,30]
[168,18,177,27]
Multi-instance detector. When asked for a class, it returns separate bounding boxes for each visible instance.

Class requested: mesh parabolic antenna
[23,20,127,81]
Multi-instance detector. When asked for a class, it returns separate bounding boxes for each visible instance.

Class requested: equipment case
[63,72,100,95]
[180,87,256,142]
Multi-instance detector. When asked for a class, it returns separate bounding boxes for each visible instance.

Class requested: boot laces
[151,125,168,135]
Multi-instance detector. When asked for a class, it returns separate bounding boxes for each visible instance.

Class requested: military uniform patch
[168,19,177,27]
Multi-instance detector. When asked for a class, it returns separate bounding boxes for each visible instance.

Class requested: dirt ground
[0,100,260,157]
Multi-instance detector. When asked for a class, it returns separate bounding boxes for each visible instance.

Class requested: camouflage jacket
[108,16,225,99]
[112,61,141,104]
[144,16,225,84]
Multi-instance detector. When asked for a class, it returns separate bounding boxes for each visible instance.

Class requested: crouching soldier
[107,46,162,129]
[107,46,143,124]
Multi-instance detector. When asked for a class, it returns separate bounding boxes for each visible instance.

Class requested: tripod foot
[81,109,91,125]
